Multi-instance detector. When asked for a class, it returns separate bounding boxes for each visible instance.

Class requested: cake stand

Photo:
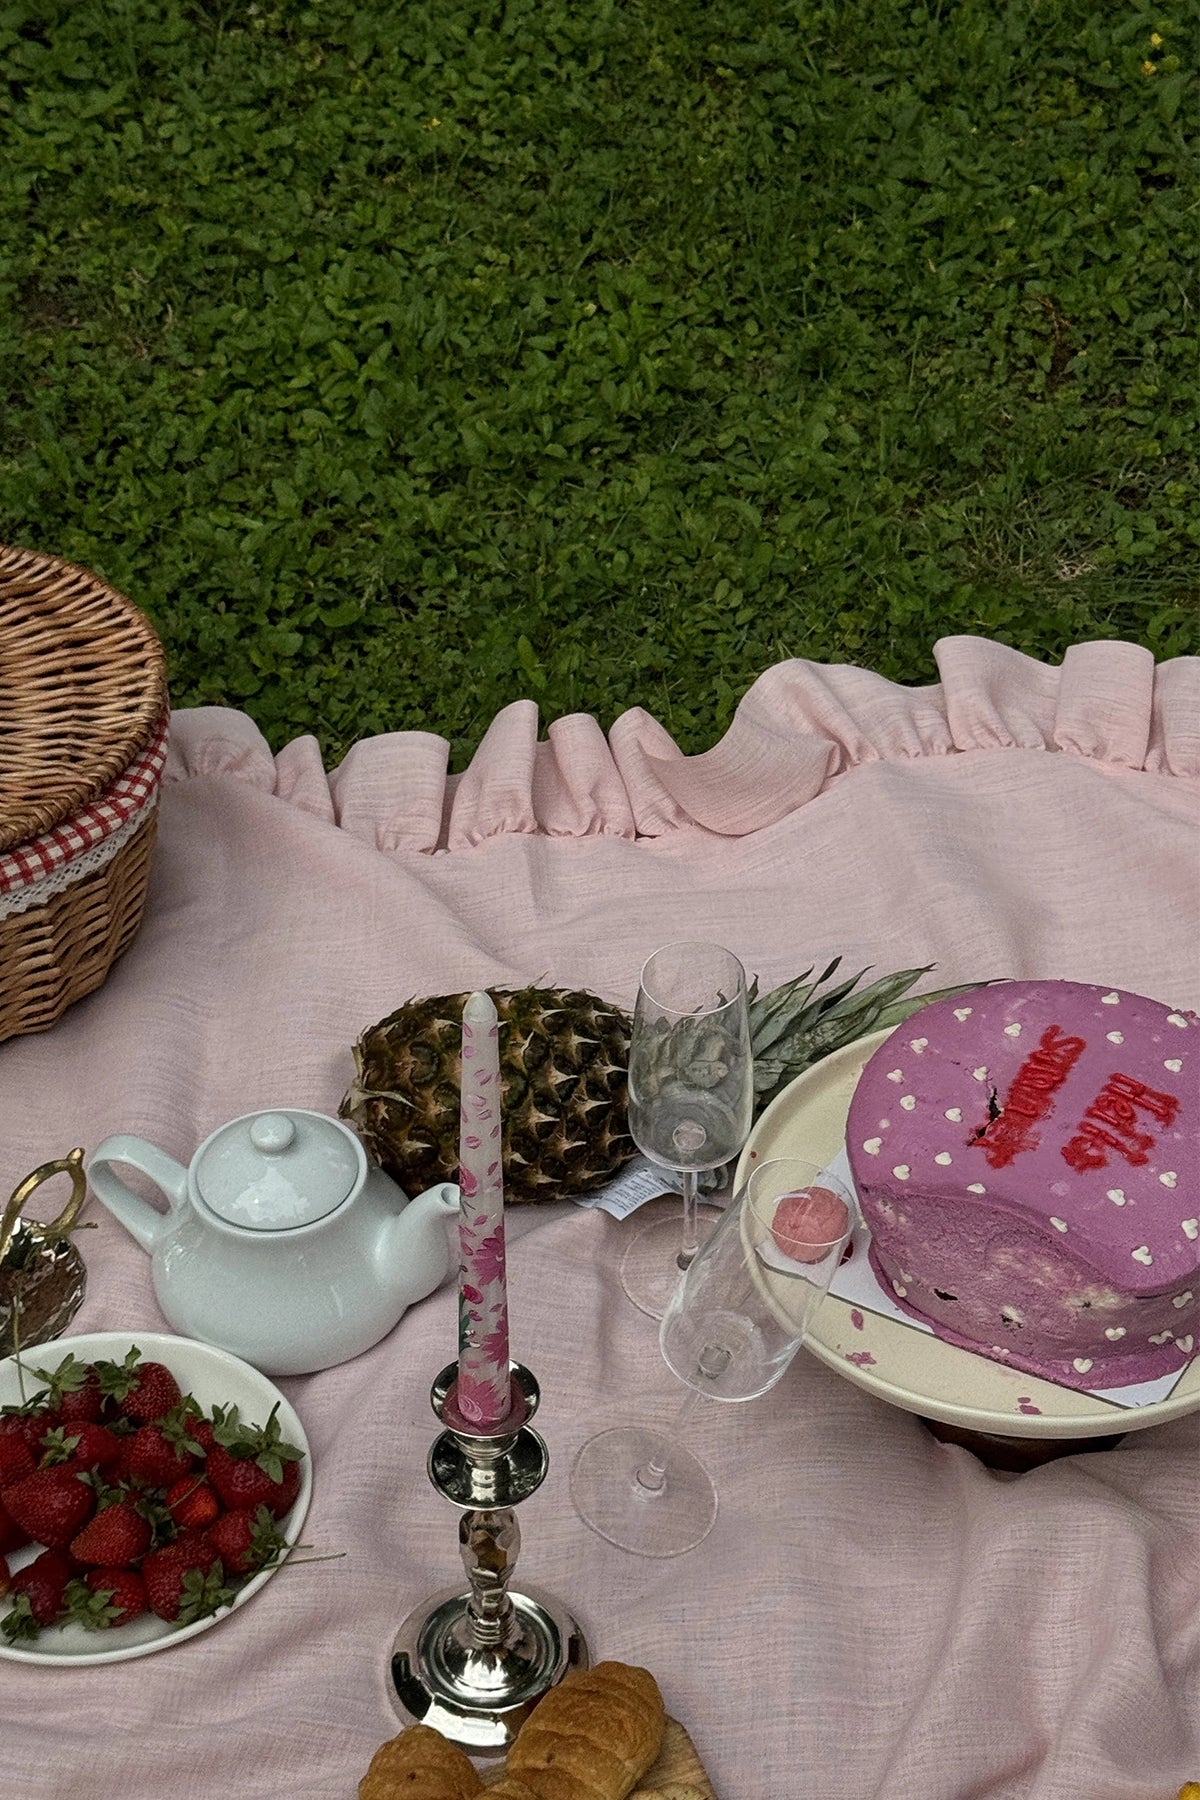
[737,1028,1200,1472]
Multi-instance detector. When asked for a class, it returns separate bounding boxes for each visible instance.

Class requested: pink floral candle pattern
[455,990,511,1428]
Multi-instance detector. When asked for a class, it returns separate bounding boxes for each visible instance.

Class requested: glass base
[569,1424,718,1558]
[619,1207,719,1320]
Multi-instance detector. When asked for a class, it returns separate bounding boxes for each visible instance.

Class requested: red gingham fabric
[0,709,170,897]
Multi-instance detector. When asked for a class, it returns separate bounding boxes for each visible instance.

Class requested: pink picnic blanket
[1,635,1197,1799]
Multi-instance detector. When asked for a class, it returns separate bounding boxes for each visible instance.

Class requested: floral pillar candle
[455,990,511,1429]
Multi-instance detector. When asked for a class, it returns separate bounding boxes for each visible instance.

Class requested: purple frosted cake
[845,980,1199,1390]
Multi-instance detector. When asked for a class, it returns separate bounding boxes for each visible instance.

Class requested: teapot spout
[378,1182,459,1307]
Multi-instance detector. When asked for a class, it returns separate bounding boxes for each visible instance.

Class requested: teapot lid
[195,1111,360,1231]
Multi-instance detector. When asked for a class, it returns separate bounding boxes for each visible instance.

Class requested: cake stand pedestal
[919,1416,1126,1473]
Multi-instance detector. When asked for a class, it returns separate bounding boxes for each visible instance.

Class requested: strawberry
[206,1405,303,1519]
[3,1465,95,1550]
[71,1568,148,1630]
[0,1433,36,1488]
[1,1547,74,1640]
[37,1422,123,1471]
[189,1417,217,1456]
[33,1354,107,1424]
[0,1404,58,1455]
[164,1475,219,1533]
[125,1412,202,1488]
[205,1505,289,1578]
[69,1499,152,1569]
[0,1493,31,1555]
[97,1349,181,1425]
[141,1536,229,1624]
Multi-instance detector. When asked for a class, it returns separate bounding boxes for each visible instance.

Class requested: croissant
[359,1662,666,1800]
[496,1661,665,1800]
[358,1721,484,1800]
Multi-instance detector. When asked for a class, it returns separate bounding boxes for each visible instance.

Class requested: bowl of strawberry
[0,1331,312,1664]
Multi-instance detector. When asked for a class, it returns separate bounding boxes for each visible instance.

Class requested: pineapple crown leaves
[211,1402,303,1483]
[747,958,999,1108]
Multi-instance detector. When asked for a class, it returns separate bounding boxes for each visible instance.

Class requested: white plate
[0,1331,312,1664]
[737,1030,1200,1441]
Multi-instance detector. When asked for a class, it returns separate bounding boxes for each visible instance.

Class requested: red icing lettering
[1061,1071,1178,1172]
[973,1023,1087,1169]
[1107,1074,1178,1127]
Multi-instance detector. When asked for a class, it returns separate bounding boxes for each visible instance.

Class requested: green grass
[1,0,1196,767]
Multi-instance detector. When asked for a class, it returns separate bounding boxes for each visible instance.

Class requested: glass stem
[677,1167,699,1271]
[633,1386,705,1496]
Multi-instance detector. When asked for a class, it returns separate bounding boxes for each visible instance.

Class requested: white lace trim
[0,792,159,921]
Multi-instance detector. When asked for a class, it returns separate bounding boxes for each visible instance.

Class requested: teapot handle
[87,1136,190,1254]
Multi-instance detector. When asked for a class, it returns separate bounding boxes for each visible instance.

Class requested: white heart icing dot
[944,1107,963,1122]
[862,1137,882,1155]
[909,1038,927,1053]
[1072,1358,1093,1373]
[1003,1023,1022,1037]
[972,1067,988,1082]
[900,1095,916,1111]
[934,1152,952,1166]
[886,1069,903,1082]
[1167,1013,1188,1027]
[1049,1217,1068,1233]
[1104,1327,1126,1341]
[1149,1330,1174,1345]
[1164,1058,1183,1073]
[892,1280,908,1298]
[1132,1245,1154,1266]
[1176,1335,1194,1353]
[892,1165,910,1181]
[1172,1291,1193,1309]
[1159,1171,1178,1189]
[1106,1188,1126,1206]
[1106,1031,1124,1046]
[953,1008,972,1021]
[1182,1219,1199,1241]
[966,1183,986,1195]
[1100,992,1120,1005]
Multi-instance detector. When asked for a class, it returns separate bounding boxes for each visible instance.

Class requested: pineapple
[339,960,985,1204]
[341,989,635,1204]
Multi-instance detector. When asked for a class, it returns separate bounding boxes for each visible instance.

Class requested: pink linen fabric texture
[0,634,1197,1800]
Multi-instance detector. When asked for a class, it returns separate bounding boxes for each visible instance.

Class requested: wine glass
[572,1157,857,1557]
[619,942,754,1321]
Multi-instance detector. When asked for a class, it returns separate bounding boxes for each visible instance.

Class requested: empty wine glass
[619,942,754,1320]
[572,1157,857,1557]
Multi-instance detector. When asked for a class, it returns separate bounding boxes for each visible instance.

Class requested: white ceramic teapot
[86,1109,459,1376]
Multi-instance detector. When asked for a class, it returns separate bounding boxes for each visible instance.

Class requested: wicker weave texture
[0,810,158,1044]
[0,543,168,853]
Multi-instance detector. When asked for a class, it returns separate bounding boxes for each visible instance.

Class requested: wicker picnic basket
[0,543,169,1043]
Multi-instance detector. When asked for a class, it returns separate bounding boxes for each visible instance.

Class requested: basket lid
[0,543,168,854]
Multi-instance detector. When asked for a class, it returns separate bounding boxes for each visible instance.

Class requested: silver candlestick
[387,1361,590,1755]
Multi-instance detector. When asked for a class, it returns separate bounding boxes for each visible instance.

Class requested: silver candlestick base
[387,1361,590,1755]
